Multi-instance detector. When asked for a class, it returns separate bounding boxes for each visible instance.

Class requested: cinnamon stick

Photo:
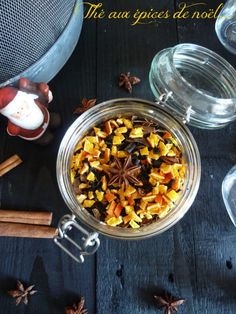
[0,222,58,238]
[0,154,22,177]
[0,210,53,225]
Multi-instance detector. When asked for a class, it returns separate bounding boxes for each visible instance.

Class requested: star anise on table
[119,72,141,93]
[154,293,185,314]
[74,97,96,114]
[8,280,37,306]
[105,155,142,188]
[65,297,87,314]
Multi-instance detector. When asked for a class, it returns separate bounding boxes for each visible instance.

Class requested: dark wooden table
[1,0,236,313]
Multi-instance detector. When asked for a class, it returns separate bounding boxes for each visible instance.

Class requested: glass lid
[149,43,236,129]
[222,165,236,227]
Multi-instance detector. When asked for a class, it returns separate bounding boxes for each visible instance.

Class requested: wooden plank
[0,0,236,313]
[176,0,236,312]
[0,13,98,314]
[95,1,195,313]
[95,0,178,101]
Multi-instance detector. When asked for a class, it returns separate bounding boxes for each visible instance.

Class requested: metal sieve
[0,0,83,86]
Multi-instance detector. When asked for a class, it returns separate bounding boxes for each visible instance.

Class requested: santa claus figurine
[0,77,60,145]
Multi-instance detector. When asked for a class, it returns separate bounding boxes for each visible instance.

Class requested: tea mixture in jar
[70,116,186,228]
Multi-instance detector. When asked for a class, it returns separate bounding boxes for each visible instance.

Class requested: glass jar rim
[168,43,236,103]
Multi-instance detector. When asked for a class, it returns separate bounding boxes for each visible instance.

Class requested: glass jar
[56,99,201,245]
[56,43,236,262]
[215,0,236,54]
[149,44,236,129]
[222,164,236,226]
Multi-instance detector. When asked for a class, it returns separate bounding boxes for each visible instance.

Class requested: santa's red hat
[0,87,18,110]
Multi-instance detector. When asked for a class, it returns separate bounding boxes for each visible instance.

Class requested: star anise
[74,97,96,114]
[65,297,87,314]
[105,155,142,188]
[119,72,141,93]
[154,293,185,314]
[8,280,37,306]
